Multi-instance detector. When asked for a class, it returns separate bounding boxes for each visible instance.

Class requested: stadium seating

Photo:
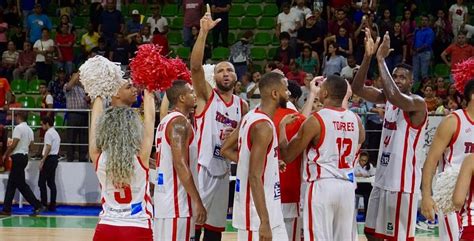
[11,79,28,94]
[177,47,191,59]
[18,96,36,108]
[262,5,279,17]
[212,47,230,60]
[161,4,178,17]
[246,5,263,17]
[250,48,267,61]
[240,18,257,29]
[27,79,43,95]
[229,18,240,30]
[167,32,181,45]
[170,17,184,30]
[434,64,450,78]
[258,17,275,30]
[229,5,245,17]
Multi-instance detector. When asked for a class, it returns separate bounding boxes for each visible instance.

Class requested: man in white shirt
[277,2,300,49]
[0,111,43,216]
[290,0,311,25]
[449,0,469,37]
[147,5,169,34]
[38,116,61,212]
[340,55,360,80]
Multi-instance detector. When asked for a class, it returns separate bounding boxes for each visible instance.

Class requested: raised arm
[221,127,240,163]
[248,121,274,241]
[376,32,426,113]
[89,97,103,166]
[168,116,207,225]
[453,154,474,211]
[279,115,319,163]
[139,90,156,167]
[351,28,385,104]
[190,4,220,104]
[421,114,458,220]
[159,93,169,122]
[301,77,321,117]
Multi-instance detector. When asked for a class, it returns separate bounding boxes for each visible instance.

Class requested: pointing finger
[206,4,211,14]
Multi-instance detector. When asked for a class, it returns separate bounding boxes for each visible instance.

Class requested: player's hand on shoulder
[280,114,298,127]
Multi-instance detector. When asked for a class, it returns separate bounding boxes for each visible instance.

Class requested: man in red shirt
[183,0,204,47]
[0,78,11,160]
[328,9,353,38]
[286,62,307,86]
[441,31,474,68]
[55,23,75,76]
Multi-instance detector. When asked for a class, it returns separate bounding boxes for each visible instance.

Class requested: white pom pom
[433,166,461,214]
[78,56,127,99]
[203,64,216,88]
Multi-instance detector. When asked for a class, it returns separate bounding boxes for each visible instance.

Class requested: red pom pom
[130,44,191,91]
[452,57,474,94]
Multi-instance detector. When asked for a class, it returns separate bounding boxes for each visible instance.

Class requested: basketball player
[89,82,155,241]
[453,154,474,240]
[278,74,364,240]
[191,5,248,240]
[352,30,427,241]
[153,80,207,241]
[421,78,474,241]
[221,72,289,241]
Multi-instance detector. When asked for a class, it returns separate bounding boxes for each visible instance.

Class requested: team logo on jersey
[347,172,354,183]
[235,178,240,192]
[274,182,281,200]
[131,202,143,215]
[213,145,224,160]
[216,111,238,128]
[465,142,474,153]
[156,173,165,193]
[386,222,394,234]
[380,152,391,166]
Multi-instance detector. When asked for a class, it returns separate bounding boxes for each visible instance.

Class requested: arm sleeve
[46,95,53,105]
[44,131,52,146]
[12,127,20,139]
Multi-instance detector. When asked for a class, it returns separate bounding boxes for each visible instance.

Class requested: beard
[278,97,287,108]
[216,81,234,92]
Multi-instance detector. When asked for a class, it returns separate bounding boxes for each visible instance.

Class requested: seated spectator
[297,14,321,53]
[55,23,75,76]
[27,4,52,44]
[423,85,438,114]
[435,77,448,99]
[229,31,253,81]
[441,31,474,69]
[59,14,75,35]
[322,42,347,76]
[340,55,359,80]
[286,62,306,86]
[296,45,319,75]
[297,73,312,108]
[433,9,452,63]
[5,94,21,125]
[98,0,125,47]
[401,10,416,61]
[10,26,26,51]
[385,22,407,72]
[127,32,143,58]
[264,62,278,73]
[324,26,352,57]
[233,81,247,102]
[140,26,152,43]
[0,13,8,55]
[290,0,311,23]
[1,41,19,81]
[4,4,21,28]
[80,24,101,56]
[13,42,36,81]
[147,5,168,35]
[109,32,131,71]
[48,68,67,108]
[354,14,378,64]
[33,28,54,83]
[287,80,303,109]
[273,32,296,74]
[328,9,353,38]
[354,151,375,216]
[312,9,327,55]
[126,10,143,34]
[91,38,110,59]
[151,30,169,56]
[377,9,394,37]
[349,94,368,125]
[39,81,54,119]
[276,3,300,49]
[353,0,374,26]
[448,83,463,106]
[246,71,262,110]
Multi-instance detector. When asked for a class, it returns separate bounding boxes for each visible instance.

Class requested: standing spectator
[0,13,8,55]
[0,111,43,216]
[48,68,67,108]
[297,13,320,52]
[296,45,319,75]
[354,15,378,63]
[98,0,125,47]
[91,38,110,59]
[64,73,89,162]
[412,15,435,83]
[386,22,407,72]
[377,9,394,37]
[26,4,51,44]
[423,85,438,114]
[13,42,36,82]
[322,42,347,76]
[139,26,152,43]
[354,151,375,217]
[228,31,252,81]
[33,28,54,83]
[38,115,60,212]
[273,32,296,73]
[297,73,312,108]
[182,0,203,47]
[353,0,373,26]
[58,0,74,18]
[0,77,11,125]
[324,26,353,57]
[290,0,311,24]
[286,62,306,86]
[80,24,101,56]
[277,2,301,50]
[39,82,53,118]
[55,23,75,76]
[59,15,76,35]
[327,0,351,20]
[441,31,474,70]
[233,81,247,101]
[211,0,231,48]
[5,4,21,28]
[1,41,19,81]
[126,10,143,34]
[109,32,130,71]
[10,26,26,51]
[312,8,327,55]
[17,0,36,28]
[89,0,103,30]
[449,0,469,38]
[246,71,261,110]
[340,55,359,80]
[146,5,168,35]
[328,9,353,38]
[401,10,417,62]
[433,9,453,64]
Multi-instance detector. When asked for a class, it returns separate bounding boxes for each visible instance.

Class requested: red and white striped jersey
[442,109,474,170]
[194,89,244,176]
[305,108,360,183]
[154,111,198,218]
[96,152,153,229]
[373,101,427,193]
[461,178,474,227]
[232,108,284,231]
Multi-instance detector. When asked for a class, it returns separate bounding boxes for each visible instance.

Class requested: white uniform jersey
[374,101,427,193]
[154,111,198,218]
[462,179,474,227]
[305,108,360,183]
[442,109,474,170]
[233,109,284,231]
[195,89,244,176]
[96,152,153,229]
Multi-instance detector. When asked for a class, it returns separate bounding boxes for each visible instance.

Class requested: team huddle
[87,7,474,241]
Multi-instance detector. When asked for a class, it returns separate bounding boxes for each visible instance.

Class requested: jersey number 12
[337,138,352,169]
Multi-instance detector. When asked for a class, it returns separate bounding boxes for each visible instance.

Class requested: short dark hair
[41,27,49,33]
[259,72,285,94]
[266,62,277,71]
[279,32,290,41]
[281,2,290,9]
[394,63,413,72]
[166,80,189,106]
[359,151,369,158]
[325,75,347,100]
[41,116,54,126]
[464,79,474,102]
[16,111,29,122]
[287,80,302,99]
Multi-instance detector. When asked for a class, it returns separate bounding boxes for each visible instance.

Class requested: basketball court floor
[0,215,440,241]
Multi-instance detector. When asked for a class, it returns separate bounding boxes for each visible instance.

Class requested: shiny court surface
[0,215,441,241]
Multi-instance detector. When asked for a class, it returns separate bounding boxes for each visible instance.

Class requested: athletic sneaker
[416,220,437,232]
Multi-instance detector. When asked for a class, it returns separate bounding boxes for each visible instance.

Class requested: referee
[38,116,61,212]
[0,111,43,216]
